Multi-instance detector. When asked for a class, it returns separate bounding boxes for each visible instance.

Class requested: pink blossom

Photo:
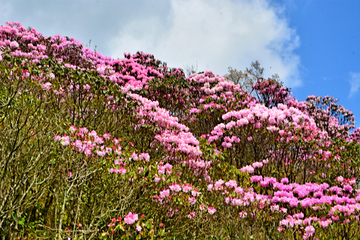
[225,180,237,189]
[54,135,61,141]
[183,184,193,193]
[83,84,91,91]
[188,197,197,205]
[252,162,263,168]
[131,152,138,161]
[235,187,244,195]
[116,167,126,175]
[154,176,161,182]
[69,125,77,133]
[281,178,289,184]
[103,133,111,140]
[89,130,97,137]
[169,183,182,192]
[42,82,52,91]
[250,175,263,182]
[239,211,247,218]
[187,211,196,219]
[336,176,344,182]
[124,212,138,224]
[208,207,216,215]
[79,127,88,135]
[94,136,104,144]
[96,150,106,157]
[139,153,150,162]
[215,179,224,190]
[84,148,92,156]
[192,189,201,197]
[61,135,70,146]
[10,41,19,49]
[159,189,170,198]
[240,165,254,173]
[304,225,315,237]
[343,184,353,193]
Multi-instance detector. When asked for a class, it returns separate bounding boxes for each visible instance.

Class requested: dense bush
[0,22,360,239]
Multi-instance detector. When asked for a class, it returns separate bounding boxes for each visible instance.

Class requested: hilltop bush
[0,22,359,240]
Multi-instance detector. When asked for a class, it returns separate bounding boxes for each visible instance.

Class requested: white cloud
[109,0,301,87]
[349,72,360,98]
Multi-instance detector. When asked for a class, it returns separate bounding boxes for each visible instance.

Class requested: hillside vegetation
[1,22,360,239]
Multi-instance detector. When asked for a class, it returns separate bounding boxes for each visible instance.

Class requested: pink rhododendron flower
[61,135,70,146]
[131,152,138,161]
[89,130,97,137]
[182,184,192,193]
[225,180,237,189]
[169,183,181,192]
[304,225,315,237]
[103,133,111,140]
[10,41,19,49]
[250,175,263,182]
[83,84,91,91]
[124,212,138,224]
[235,187,244,195]
[239,211,247,218]
[96,150,106,157]
[240,165,254,173]
[191,189,201,197]
[336,176,344,182]
[79,127,88,135]
[69,125,77,133]
[116,167,126,175]
[252,162,263,168]
[187,211,196,219]
[42,82,52,90]
[54,135,61,141]
[281,177,289,184]
[188,196,197,205]
[94,136,104,144]
[84,148,92,156]
[139,153,150,162]
[159,189,170,198]
[208,207,216,215]
[214,179,224,190]
[154,176,161,182]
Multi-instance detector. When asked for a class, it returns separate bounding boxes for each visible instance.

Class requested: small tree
[225,60,282,94]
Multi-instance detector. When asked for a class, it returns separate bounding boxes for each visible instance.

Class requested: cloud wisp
[349,72,360,98]
[110,0,301,87]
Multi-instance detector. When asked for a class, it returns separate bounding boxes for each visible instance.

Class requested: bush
[0,22,360,239]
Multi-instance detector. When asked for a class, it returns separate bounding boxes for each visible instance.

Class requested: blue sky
[274,0,360,128]
[1,0,359,128]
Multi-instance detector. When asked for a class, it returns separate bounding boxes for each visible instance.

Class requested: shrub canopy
[0,22,360,239]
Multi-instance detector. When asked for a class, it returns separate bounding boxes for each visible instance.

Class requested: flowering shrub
[1,21,360,239]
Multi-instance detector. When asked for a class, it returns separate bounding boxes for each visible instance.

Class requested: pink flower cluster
[54,126,121,158]
[124,212,139,225]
